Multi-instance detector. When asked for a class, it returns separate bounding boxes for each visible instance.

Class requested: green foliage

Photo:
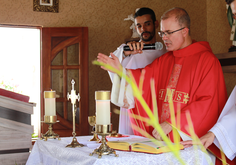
[32,133,38,138]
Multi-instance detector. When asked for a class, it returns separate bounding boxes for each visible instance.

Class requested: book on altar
[107,138,184,154]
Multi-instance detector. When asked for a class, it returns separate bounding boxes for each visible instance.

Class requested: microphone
[123,42,163,51]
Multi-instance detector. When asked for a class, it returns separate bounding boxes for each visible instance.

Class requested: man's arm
[97,53,122,73]
[108,44,126,83]
[181,86,236,160]
[97,53,135,109]
[152,122,172,140]
[180,132,215,149]
[110,69,135,109]
[124,41,144,56]
[208,87,236,161]
[108,42,145,83]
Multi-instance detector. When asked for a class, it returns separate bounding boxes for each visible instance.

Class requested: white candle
[95,91,110,125]
[44,91,56,116]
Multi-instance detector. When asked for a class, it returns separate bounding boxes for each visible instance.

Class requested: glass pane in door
[51,69,63,98]
[56,102,64,117]
[52,50,63,65]
[67,43,79,65]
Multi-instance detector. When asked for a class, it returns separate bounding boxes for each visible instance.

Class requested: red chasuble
[128,41,233,164]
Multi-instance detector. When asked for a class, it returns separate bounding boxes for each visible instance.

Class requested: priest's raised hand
[97,53,123,73]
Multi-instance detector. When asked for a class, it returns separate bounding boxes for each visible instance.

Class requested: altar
[26,135,212,165]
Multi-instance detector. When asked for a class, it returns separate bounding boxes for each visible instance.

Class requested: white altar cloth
[26,135,211,165]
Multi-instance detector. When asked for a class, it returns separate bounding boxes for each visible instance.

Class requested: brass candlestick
[41,116,60,141]
[88,116,100,142]
[66,79,84,148]
[89,124,118,158]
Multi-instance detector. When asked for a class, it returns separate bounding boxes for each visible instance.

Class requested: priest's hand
[97,53,122,73]
[200,132,215,148]
[123,41,144,56]
[180,132,215,149]
[152,122,172,140]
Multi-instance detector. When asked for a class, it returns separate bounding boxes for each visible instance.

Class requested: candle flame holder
[66,79,84,148]
[89,124,118,158]
[41,116,60,141]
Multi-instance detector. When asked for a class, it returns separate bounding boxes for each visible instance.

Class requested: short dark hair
[161,7,190,31]
[134,7,156,22]
[226,0,235,5]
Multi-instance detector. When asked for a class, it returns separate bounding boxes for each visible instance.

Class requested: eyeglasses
[158,27,185,38]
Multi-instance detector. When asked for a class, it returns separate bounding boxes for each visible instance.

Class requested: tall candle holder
[41,116,60,141]
[66,79,84,148]
[89,124,118,158]
[89,91,118,158]
[41,90,60,141]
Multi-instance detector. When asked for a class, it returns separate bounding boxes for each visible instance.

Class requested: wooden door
[41,27,89,137]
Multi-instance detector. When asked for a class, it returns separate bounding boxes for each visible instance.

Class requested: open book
[107,138,184,154]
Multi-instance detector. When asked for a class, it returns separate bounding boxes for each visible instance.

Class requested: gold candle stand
[66,79,84,148]
[41,116,60,141]
[66,104,84,148]
[89,124,118,158]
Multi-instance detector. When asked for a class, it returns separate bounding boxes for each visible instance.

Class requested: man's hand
[152,122,172,140]
[97,53,122,73]
[180,132,215,149]
[123,41,144,56]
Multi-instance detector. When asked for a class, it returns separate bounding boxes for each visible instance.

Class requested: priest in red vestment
[97,7,234,165]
